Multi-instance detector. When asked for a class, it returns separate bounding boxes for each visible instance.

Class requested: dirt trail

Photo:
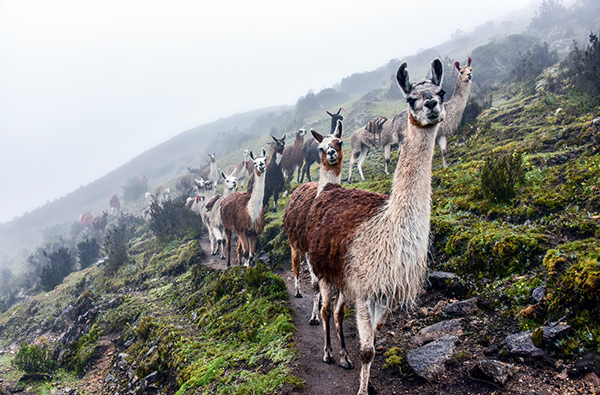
[198,237,396,395]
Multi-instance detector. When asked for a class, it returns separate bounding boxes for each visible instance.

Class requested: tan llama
[283,120,344,325]
[305,59,446,395]
[436,57,473,167]
[220,149,268,267]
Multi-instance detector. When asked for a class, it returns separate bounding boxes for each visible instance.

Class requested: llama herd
[177,58,470,394]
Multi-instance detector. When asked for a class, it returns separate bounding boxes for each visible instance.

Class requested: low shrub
[480,152,526,204]
[12,342,57,374]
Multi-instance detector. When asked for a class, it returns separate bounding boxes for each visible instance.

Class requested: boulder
[443,297,479,316]
[406,335,458,382]
[501,332,544,358]
[411,319,463,347]
[471,359,518,386]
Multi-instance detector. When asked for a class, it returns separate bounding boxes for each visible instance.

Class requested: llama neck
[248,171,265,222]
[223,186,235,198]
[349,120,439,309]
[441,80,472,134]
[316,163,343,196]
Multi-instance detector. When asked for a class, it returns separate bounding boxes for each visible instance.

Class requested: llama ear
[261,147,267,157]
[396,62,411,95]
[334,120,343,138]
[326,110,333,117]
[221,171,226,180]
[231,167,237,177]
[430,58,443,86]
[271,135,277,143]
[250,151,256,160]
[282,134,286,141]
[467,57,472,67]
[336,108,342,115]
[311,128,324,143]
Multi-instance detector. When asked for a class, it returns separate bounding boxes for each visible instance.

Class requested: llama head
[203,180,214,191]
[221,168,238,191]
[396,58,446,127]
[242,149,250,161]
[271,134,286,155]
[326,108,345,134]
[454,57,473,83]
[194,177,205,189]
[208,153,216,163]
[311,120,343,166]
[250,148,268,175]
[296,129,307,138]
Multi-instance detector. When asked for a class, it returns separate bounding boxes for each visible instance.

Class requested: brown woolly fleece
[221,192,265,236]
[306,183,387,287]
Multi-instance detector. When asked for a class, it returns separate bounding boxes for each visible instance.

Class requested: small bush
[12,343,57,374]
[40,247,76,291]
[77,238,100,270]
[480,152,526,204]
[103,224,132,274]
[149,198,204,243]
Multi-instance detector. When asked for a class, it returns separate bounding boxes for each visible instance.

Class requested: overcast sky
[0,0,539,224]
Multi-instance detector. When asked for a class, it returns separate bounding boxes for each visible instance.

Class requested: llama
[175,172,201,197]
[188,177,216,233]
[155,184,171,204]
[93,211,108,234]
[201,153,220,185]
[283,120,344,326]
[203,169,238,258]
[262,135,286,211]
[436,57,473,167]
[280,129,307,182]
[305,59,446,395]
[300,108,344,183]
[347,110,407,183]
[223,149,251,183]
[220,149,268,267]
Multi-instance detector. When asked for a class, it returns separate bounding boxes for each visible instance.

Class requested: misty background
[0,0,538,224]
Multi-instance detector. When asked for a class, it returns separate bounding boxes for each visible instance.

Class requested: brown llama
[305,59,446,395]
[220,149,268,267]
[280,129,306,182]
[92,211,108,234]
[203,169,238,258]
[283,120,344,326]
[436,57,473,167]
[300,108,344,183]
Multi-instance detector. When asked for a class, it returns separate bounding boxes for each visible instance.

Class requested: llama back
[283,182,318,253]
[221,191,265,235]
[307,184,387,287]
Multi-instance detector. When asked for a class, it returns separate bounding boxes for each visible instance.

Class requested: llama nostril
[424,100,437,110]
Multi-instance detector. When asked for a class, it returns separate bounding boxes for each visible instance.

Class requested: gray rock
[412,319,463,347]
[428,272,457,289]
[541,324,570,344]
[501,332,544,358]
[472,359,517,385]
[593,117,600,125]
[443,297,479,316]
[531,286,546,304]
[258,253,270,264]
[406,335,458,382]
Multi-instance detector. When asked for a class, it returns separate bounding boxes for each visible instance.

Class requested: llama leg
[208,227,217,255]
[383,144,391,174]
[357,146,370,181]
[247,232,259,266]
[225,230,232,268]
[438,134,448,167]
[273,192,279,212]
[319,281,335,364]
[348,150,359,183]
[355,298,376,395]
[291,246,302,298]
[334,291,353,369]
[306,257,321,325]
[219,238,225,259]
[237,233,250,266]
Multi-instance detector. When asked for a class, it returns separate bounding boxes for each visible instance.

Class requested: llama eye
[438,90,446,102]
[407,97,417,108]
[338,141,343,147]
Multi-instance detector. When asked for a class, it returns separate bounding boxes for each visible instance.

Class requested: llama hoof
[210,251,216,256]
[308,317,320,326]
[322,355,335,364]
[294,291,303,298]
[340,359,353,370]
[368,381,378,394]
[220,255,225,260]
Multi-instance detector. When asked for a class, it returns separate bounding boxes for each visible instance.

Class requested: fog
[0,0,539,224]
